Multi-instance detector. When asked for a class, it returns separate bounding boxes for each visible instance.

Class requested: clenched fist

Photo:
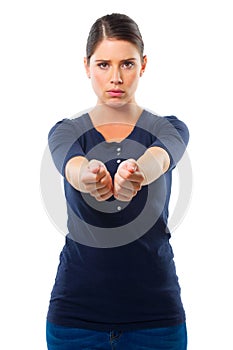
[80,159,113,201]
[114,159,145,202]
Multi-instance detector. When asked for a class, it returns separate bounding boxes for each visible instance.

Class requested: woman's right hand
[80,159,113,201]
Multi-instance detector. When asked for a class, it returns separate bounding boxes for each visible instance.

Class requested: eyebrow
[94,58,137,62]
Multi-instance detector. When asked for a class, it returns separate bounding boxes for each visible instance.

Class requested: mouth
[106,89,125,97]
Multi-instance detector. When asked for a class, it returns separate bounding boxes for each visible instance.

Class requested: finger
[114,190,137,202]
[115,177,141,191]
[90,186,113,197]
[88,161,101,174]
[96,166,110,181]
[126,171,145,183]
[117,166,133,180]
[114,180,137,196]
[95,192,113,201]
[87,163,107,183]
[85,181,106,191]
[127,180,142,191]
[91,188,113,201]
[90,176,113,193]
[125,160,138,173]
[117,167,144,184]
[82,172,102,184]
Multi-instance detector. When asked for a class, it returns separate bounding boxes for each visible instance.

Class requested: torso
[47,110,188,331]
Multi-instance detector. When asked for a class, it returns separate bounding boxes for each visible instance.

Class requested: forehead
[92,39,140,60]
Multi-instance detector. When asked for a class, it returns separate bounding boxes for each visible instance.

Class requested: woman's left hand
[114,159,145,202]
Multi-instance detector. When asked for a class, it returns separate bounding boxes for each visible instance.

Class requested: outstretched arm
[114,146,170,201]
[137,146,170,185]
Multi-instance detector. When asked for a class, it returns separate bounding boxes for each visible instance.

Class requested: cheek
[91,71,105,87]
[90,74,101,89]
[126,72,140,89]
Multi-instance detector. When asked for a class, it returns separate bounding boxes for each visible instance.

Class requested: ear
[84,57,91,78]
[140,55,147,77]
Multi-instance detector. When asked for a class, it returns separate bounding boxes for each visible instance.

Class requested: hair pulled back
[86,13,144,64]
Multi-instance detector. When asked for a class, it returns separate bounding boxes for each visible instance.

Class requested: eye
[121,61,135,69]
[97,62,109,69]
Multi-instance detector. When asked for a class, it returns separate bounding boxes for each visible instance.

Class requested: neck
[89,103,143,127]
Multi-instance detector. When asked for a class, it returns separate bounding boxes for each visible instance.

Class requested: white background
[1,0,232,349]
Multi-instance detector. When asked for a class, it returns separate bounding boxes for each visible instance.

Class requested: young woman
[46,13,189,350]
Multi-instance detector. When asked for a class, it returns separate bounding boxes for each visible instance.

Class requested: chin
[105,99,129,109]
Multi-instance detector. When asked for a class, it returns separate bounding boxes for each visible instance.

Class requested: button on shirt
[47,109,189,331]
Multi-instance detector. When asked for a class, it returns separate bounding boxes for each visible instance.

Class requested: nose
[110,68,123,85]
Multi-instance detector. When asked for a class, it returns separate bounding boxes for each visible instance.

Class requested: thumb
[88,160,102,174]
[125,159,138,173]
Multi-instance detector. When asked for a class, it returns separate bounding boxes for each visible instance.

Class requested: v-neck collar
[86,109,146,144]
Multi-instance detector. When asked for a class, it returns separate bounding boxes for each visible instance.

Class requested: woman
[46,13,189,350]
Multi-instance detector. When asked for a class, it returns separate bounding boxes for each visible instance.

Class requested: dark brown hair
[86,13,144,64]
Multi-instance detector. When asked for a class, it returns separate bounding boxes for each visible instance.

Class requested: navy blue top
[47,109,189,331]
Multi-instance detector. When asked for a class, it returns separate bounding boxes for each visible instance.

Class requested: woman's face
[84,39,147,108]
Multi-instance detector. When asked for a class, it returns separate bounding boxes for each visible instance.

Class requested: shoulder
[141,109,189,145]
[48,113,91,139]
[142,109,188,126]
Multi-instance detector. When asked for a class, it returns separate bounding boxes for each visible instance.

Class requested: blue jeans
[46,321,187,350]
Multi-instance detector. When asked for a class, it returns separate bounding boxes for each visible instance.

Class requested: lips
[107,89,125,97]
